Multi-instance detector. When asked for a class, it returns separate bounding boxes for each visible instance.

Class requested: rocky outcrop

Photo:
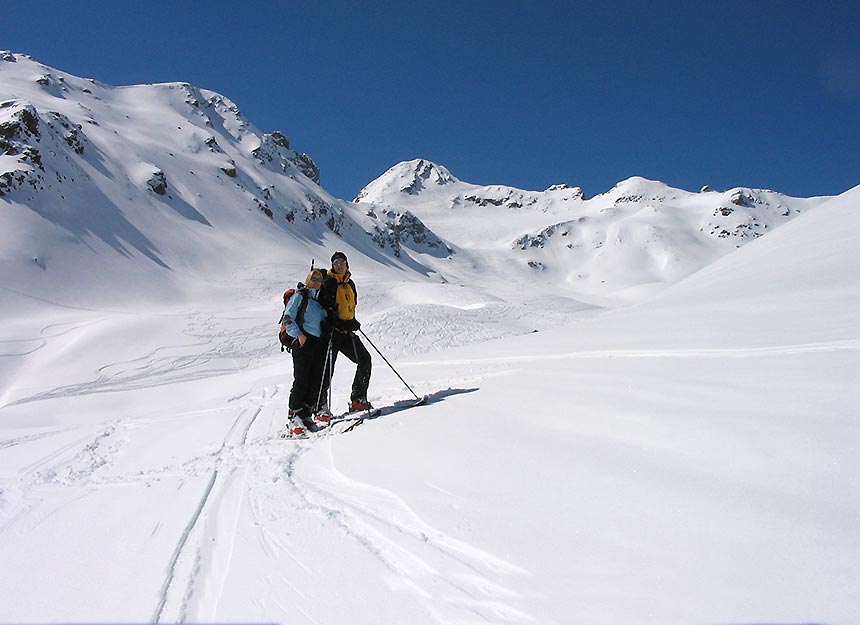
[307,193,344,233]
[700,188,789,242]
[252,131,320,184]
[46,111,86,154]
[0,103,45,197]
[515,222,576,250]
[0,101,95,197]
[463,187,539,209]
[730,189,752,207]
[287,150,320,184]
[546,183,584,199]
[367,209,453,258]
[146,170,168,195]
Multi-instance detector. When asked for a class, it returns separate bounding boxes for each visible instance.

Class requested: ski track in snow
[0,426,78,451]
[270,442,535,623]
[0,317,104,357]
[1,312,274,408]
[196,388,533,623]
[152,390,268,623]
[366,299,591,358]
[0,387,269,621]
[0,421,130,563]
[29,377,524,623]
[57,377,535,624]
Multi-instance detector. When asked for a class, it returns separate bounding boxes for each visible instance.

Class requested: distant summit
[355,159,458,202]
[599,176,676,203]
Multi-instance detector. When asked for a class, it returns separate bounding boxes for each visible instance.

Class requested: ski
[278,395,429,440]
[328,407,382,426]
[340,395,428,432]
[385,393,425,414]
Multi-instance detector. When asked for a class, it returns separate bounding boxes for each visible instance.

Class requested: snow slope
[0,52,445,312]
[1,192,857,623]
[1,52,858,625]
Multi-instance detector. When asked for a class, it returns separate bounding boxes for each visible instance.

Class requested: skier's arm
[282,293,307,344]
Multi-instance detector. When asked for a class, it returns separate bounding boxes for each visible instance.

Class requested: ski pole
[357,328,421,401]
[314,333,334,411]
[327,335,333,409]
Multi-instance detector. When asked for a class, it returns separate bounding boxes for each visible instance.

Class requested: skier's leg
[289,342,314,416]
[348,333,372,403]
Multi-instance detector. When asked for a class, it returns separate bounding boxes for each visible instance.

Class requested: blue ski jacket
[282,287,328,339]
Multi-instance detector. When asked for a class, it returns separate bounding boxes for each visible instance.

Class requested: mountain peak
[608,176,671,194]
[355,159,458,202]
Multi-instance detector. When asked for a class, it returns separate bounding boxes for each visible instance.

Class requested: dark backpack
[278,285,310,352]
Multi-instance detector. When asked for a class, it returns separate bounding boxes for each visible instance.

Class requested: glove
[347,318,361,331]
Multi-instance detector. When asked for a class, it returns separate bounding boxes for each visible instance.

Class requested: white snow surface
[1,52,859,624]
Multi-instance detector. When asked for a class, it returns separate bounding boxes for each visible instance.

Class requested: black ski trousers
[289,334,328,415]
[329,330,372,402]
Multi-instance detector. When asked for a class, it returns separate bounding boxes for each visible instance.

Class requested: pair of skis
[280,395,427,439]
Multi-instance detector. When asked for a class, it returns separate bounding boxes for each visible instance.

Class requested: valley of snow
[1,51,858,624]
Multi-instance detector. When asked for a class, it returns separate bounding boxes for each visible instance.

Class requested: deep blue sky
[4,1,859,199]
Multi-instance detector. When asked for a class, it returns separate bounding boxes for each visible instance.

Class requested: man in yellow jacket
[320,251,372,411]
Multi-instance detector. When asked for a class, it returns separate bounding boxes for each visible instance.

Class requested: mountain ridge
[0,51,838,311]
[354,157,827,303]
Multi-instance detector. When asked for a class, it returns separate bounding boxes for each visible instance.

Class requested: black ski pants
[328,330,372,402]
[289,334,328,415]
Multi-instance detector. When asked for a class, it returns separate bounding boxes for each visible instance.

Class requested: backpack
[278,285,310,352]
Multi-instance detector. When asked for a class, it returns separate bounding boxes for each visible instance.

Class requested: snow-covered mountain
[1,50,831,315]
[0,52,445,310]
[356,158,827,303]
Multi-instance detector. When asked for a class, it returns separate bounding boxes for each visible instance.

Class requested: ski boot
[286,408,311,437]
[349,398,373,412]
[313,404,333,426]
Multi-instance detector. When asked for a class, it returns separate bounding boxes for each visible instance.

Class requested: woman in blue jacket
[280,268,331,429]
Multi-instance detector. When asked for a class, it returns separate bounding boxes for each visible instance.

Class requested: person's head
[331,251,348,275]
[305,268,324,287]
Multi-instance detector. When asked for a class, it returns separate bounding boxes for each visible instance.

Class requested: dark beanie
[331,251,348,264]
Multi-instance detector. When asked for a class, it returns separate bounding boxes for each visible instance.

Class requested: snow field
[1,51,858,624]
[1,280,858,623]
